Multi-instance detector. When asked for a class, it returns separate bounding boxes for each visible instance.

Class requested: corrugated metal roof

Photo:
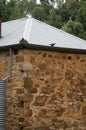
[0,16,86,51]
[0,17,27,46]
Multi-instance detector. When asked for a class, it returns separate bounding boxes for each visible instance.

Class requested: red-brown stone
[30,56,35,63]
[24,109,32,117]
[62,56,66,60]
[43,53,47,57]
[76,56,80,60]
[82,106,86,116]
[24,77,33,88]
[16,55,24,62]
[17,88,24,94]
[56,107,66,117]
[38,63,47,70]
[30,88,38,93]
[14,49,19,55]
[19,117,25,122]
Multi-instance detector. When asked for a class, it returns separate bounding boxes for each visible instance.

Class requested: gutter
[0,38,86,54]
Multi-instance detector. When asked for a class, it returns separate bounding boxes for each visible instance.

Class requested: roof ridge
[31,17,86,43]
[23,17,33,41]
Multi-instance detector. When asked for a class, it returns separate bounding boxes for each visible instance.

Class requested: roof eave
[0,39,86,54]
[24,43,86,54]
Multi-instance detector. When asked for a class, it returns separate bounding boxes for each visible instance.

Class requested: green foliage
[40,0,49,4]
[0,0,9,21]
[77,1,86,30]
[61,20,84,39]
[32,6,45,21]
[48,8,62,28]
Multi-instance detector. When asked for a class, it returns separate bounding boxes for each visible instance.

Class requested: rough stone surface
[0,49,86,130]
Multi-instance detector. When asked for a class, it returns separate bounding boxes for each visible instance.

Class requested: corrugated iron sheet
[0,80,6,130]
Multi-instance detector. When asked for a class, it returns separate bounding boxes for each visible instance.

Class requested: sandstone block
[19,117,25,122]
[38,63,47,70]
[24,77,33,88]
[56,107,66,117]
[34,95,47,106]
[82,106,86,116]
[14,49,19,55]
[80,87,86,96]
[24,109,32,117]
[17,88,24,94]
[30,56,35,63]
[79,79,86,86]
[62,55,66,60]
[16,55,24,62]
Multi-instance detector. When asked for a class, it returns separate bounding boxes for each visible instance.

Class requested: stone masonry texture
[0,49,86,130]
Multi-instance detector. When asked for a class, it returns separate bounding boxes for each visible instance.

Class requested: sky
[36,0,41,4]
[7,0,41,4]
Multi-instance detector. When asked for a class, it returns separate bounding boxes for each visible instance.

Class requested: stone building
[0,16,86,130]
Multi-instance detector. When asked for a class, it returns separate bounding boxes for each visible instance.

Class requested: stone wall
[0,49,86,130]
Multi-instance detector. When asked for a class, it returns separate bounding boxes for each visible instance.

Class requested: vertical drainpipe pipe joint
[0,13,2,38]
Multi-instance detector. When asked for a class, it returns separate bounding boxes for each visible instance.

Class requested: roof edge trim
[0,40,86,54]
[24,43,86,54]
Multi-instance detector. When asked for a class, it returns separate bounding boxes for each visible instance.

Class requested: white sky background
[7,0,41,4]
[36,0,41,4]
[6,0,59,7]
[7,0,54,4]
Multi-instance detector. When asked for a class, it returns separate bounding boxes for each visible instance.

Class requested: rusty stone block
[82,106,86,116]
[38,108,47,117]
[14,49,19,55]
[80,87,86,96]
[18,100,24,107]
[68,55,72,60]
[24,109,32,117]
[30,56,35,63]
[48,54,52,58]
[76,56,80,60]
[16,55,24,62]
[42,53,47,57]
[24,94,34,103]
[56,107,66,117]
[62,55,67,60]
[79,79,86,86]
[17,88,24,94]
[30,88,38,93]
[65,70,74,80]
[38,63,47,70]
[19,117,25,122]
[24,77,33,88]
[24,77,38,94]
